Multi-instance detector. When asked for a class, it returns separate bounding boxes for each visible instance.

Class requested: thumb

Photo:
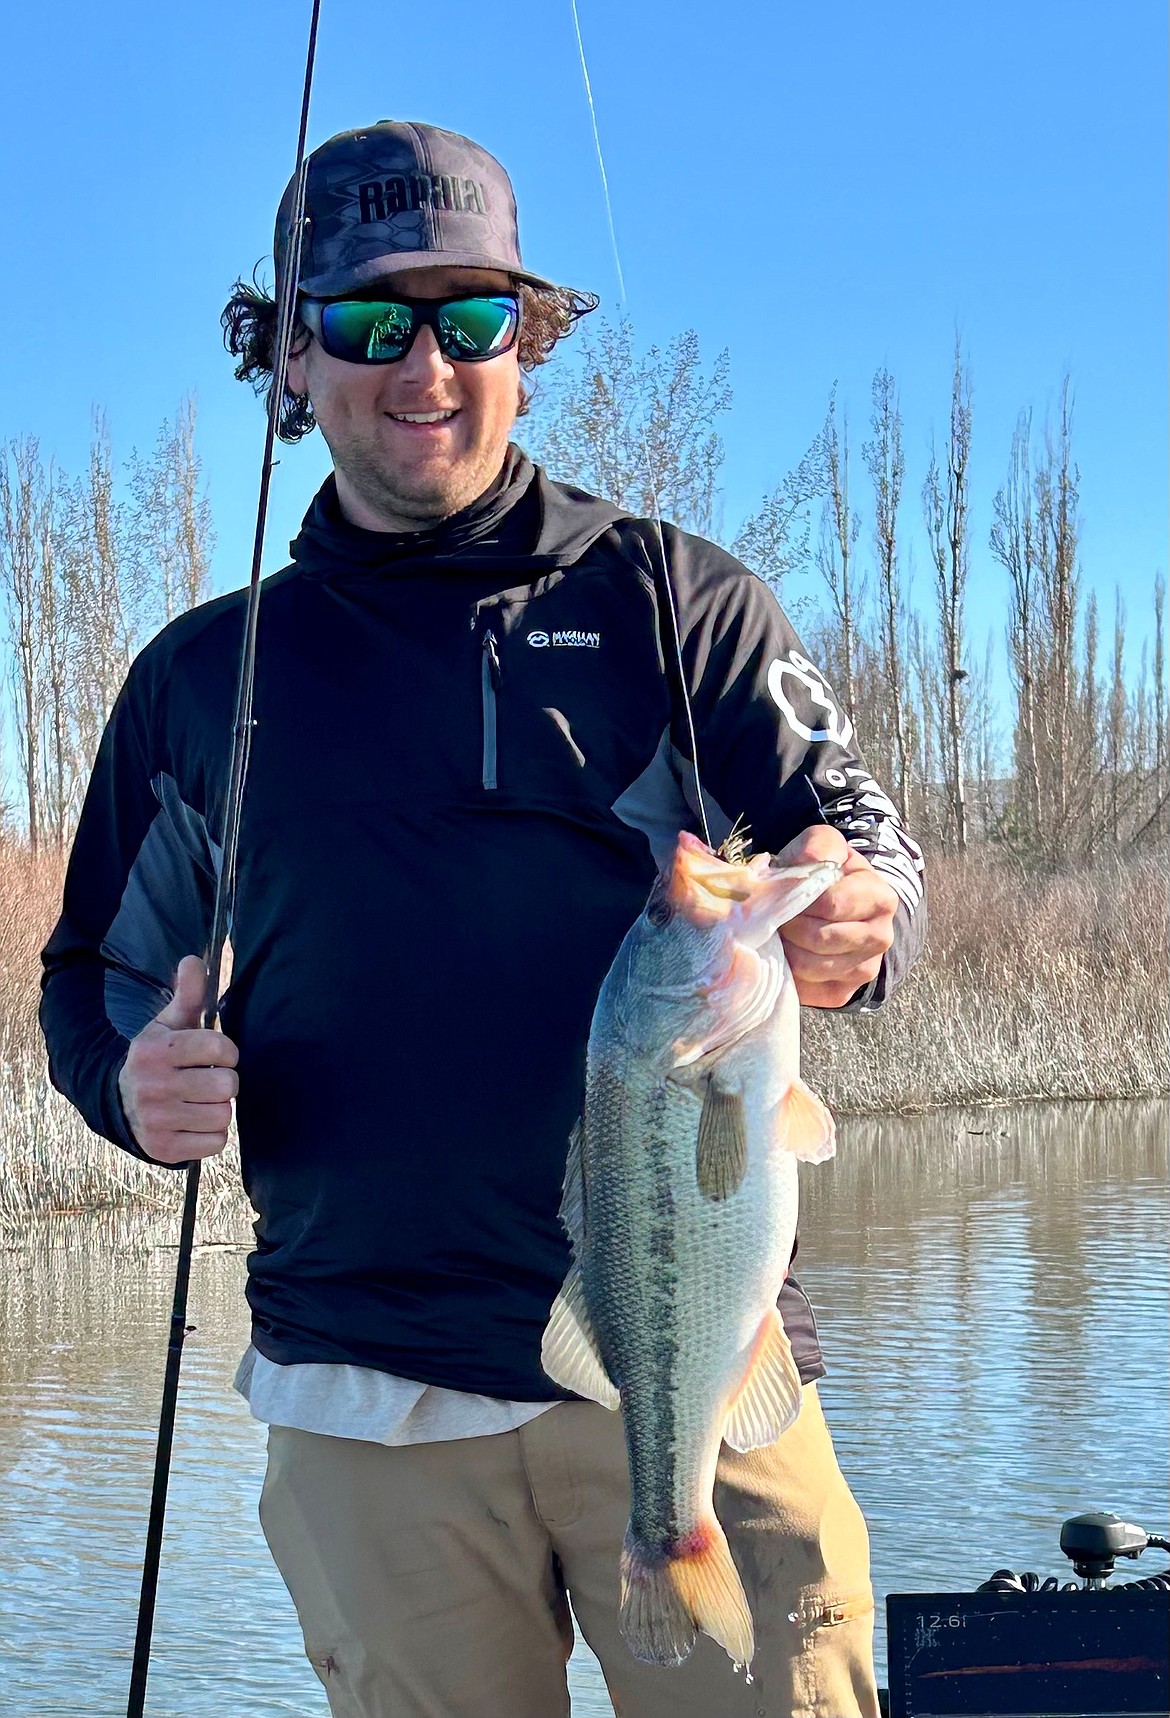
[154,955,208,1031]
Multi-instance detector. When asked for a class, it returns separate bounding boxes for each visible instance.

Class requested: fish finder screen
[885,1589,1170,1718]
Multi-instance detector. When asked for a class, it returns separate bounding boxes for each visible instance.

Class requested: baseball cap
[275,119,558,297]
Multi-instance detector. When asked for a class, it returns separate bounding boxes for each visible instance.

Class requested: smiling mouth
[387,409,459,424]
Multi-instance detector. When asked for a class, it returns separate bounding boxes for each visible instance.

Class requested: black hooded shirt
[40,449,925,1398]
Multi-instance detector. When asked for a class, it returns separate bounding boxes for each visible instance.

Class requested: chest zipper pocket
[481,629,501,790]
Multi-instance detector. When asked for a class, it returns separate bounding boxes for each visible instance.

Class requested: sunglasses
[299,293,521,366]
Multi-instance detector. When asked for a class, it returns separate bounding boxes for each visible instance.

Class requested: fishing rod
[124,5,322,1711]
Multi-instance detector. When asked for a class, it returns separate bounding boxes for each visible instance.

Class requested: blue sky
[0,0,1165,673]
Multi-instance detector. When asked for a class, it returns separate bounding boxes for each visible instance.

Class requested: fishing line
[569,0,625,303]
[567,0,715,852]
[125,5,321,1714]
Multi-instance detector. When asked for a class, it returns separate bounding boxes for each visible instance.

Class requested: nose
[396,322,455,385]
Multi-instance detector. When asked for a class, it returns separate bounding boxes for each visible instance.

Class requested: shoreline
[2,1091,1164,1234]
[4,846,1167,1226]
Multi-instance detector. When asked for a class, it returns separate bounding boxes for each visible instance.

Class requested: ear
[285,329,312,398]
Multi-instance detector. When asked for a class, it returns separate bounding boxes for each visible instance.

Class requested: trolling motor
[883,1512,1170,1718]
[979,1511,1170,1594]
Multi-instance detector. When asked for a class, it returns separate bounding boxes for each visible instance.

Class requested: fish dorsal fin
[775,1077,836,1164]
[696,1082,748,1201]
[559,1119,587,1249]
[722,1307,803,1452]
[540,1263,620,1409]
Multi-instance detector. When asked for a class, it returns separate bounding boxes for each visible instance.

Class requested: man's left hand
[773,825,899,1009]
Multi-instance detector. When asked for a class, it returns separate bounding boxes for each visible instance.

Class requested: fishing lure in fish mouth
[715,817,753,867]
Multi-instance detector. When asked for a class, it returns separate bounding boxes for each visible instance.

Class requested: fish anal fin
[775,1076,836,1163]
[621,1518,754,1669]
[722,1307,803,1452]
[540,1264,619,1409]
[696,1081,748,1201]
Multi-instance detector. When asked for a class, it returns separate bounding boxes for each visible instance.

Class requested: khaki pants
[260,1384,879,1718]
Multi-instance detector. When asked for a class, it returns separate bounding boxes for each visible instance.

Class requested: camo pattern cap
[274,119,558,298]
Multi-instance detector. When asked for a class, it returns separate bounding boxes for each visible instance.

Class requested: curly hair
[221,271,598,444]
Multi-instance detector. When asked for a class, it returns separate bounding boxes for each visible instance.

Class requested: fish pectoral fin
[774,1076,836,1163]
[558,1119,587,1249]
[722,1307,803,1452]
[540,1264,620,1409]
[696,1081,748,1201]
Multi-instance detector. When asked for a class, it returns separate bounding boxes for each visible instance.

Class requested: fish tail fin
[620,1519,754,1669]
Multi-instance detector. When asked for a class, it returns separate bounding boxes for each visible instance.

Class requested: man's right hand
[117,954,240,1164]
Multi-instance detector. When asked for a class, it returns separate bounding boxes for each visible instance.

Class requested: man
[41,120,925,1718]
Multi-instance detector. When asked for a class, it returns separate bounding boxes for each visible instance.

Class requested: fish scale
[590,1053,799,1547]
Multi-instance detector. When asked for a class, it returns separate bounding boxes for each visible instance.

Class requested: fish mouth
[666,833,757,922]
[666,832,840,941]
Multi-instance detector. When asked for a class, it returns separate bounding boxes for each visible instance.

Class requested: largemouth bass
[541,831,841,1670]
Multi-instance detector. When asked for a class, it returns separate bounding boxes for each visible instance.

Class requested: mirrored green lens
[437,297,518,357]
[320,300,413,361]
[313,295,520,364]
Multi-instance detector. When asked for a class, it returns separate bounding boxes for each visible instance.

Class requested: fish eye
[646,897,674,927]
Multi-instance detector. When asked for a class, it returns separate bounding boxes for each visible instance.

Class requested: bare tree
[61,414,138,775]
[0,732,14,835]
[967,632,999,840]
[731,431,828,614]
[922,341,973,853]
[35,461,72,846]
[908,606,944,847]
[0,403,216,845]
[1081,589,1100,851]
[525,316,731,536]
[1033,379,1083,841]
[814,389,860,714]
[864,368,911,822]
[990,413,1044,848]
[1107,590,1126,844]
[127,394,213,626]
[1154,574,1166,820]
[0,439,47,850]
[1131,641,1152,832]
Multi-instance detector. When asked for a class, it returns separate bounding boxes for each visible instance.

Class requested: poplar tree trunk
[0,439,47,851]
[991,415,1044,849]
[865,368,911,824]
[816,390,859,714]
[923,342,972,854]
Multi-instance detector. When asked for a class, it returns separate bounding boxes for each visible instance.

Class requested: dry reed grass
[804,846,1170,1113]
[1,839,1166,1219]
[0,842,250,1234]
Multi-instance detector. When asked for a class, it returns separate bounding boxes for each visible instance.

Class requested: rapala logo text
[356,175,487,222]
[527,629,602,649]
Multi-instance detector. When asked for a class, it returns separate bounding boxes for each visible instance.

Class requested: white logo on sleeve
[767,652,854,747]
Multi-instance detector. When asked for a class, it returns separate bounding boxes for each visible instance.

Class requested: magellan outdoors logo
[527,630,601,649]
[356,176,488,222]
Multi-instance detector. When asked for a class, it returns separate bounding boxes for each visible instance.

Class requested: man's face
[286,264,522,531]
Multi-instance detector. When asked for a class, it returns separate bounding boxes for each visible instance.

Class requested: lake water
[0,1099,1166,1716]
